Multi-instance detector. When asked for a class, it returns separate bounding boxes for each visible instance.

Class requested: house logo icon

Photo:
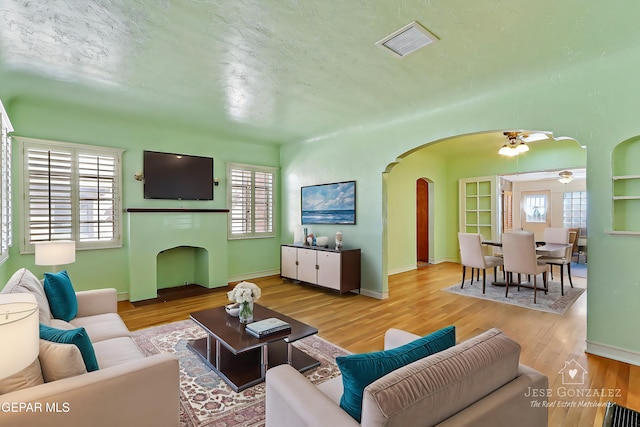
[558,359,588,385]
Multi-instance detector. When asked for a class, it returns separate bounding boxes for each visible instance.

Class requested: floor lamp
[34,240,76,272]
[0,293,39,379]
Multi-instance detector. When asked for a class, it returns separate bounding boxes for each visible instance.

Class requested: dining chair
[457,233,503,294]
[538,229,575,295]
[502,231,549,304]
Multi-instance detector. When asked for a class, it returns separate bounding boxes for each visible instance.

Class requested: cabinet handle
[315,265,319,270]
[295,261,299,265]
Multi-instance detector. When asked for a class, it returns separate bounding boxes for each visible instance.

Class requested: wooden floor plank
[119,261,635,426]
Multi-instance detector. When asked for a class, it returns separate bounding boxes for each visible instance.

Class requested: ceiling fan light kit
[498,131,527,157]
[558,170,574,184]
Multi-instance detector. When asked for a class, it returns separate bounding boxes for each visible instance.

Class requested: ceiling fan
[498,131,550,156]
[498,131,529,156]
[558,170,574,184]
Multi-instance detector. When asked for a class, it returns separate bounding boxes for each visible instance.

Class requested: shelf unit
[612,136,640,233]
[459,176,497,241]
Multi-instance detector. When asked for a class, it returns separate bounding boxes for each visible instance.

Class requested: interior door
[416,178,429,262]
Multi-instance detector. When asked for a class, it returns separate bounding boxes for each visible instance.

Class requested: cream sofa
[0,268,180,427]
[266,328,548,427]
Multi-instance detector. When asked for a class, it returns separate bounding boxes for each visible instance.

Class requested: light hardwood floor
[118,262,640,427]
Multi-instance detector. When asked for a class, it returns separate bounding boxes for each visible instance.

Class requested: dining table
[480,240,571,286]
[482,240,569,257]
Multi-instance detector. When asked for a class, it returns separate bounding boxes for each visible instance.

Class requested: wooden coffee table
[187,303,320,392]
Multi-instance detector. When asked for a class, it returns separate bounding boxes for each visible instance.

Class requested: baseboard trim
[433,257,458,264]
[388,264,417,275]
[359,288,388,300]
[228,269,281,284]
[586,340,640,366]
[117,292,129,302]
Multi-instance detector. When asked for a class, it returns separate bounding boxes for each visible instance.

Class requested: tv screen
[301,181,356,225]
[143,150,214,200]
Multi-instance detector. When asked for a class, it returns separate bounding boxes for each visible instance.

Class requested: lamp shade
[0,293,39,379]
[34,240,76,266]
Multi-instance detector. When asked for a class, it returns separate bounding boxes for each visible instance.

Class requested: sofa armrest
[266,364,359,427]
[0,353,179,427]
[75,288,117,317]
[384,328,421,350]
[436,364,548,427]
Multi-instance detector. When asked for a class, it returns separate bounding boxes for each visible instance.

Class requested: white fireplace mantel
[126,209,228,301]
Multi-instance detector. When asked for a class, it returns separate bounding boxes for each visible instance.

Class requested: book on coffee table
[245,317,291,338]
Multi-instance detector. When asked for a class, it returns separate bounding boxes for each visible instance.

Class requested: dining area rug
[442,276,585,315]
[132,319,348,427]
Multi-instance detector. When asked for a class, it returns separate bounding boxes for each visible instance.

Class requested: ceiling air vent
[376,21,438,58]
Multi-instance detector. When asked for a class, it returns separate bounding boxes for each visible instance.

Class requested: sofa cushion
[39,324,99,372]
[38,339,87,382]
[70,313,132,342]
[360,328,521,427]
[336,325,456,422]
[49,318,76,330]
[0,359,44,395]
[43,270,78,321]
[92,337,145,369]
[1,268,52,325]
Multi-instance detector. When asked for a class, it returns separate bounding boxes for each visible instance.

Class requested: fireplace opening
[156,246,209,289]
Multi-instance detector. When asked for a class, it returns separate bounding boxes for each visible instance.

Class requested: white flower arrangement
[227,281,262,304]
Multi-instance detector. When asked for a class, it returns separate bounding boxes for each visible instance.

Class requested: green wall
[3,97,281,297]
[386,136,586,274]
[280,45,640,362]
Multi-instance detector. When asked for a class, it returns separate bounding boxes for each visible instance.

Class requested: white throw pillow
[0,358,44,394]
[39,339,87,382]
[1,268,52,325]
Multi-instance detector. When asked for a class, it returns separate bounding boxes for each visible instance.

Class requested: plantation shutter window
[27,148,73,242]
[78,154,116,241]
[0,101,13,264]
[227,163,276,239]
[254,171,273,233]
[20,137,124,252]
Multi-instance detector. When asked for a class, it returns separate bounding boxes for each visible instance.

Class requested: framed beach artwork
[301,181,356,225]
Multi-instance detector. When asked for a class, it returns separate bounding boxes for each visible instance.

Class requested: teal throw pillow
[39,324,99,372]
[336,326,456,422]
[43,270,78,321]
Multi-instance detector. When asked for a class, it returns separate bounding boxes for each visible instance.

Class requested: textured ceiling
[0,0,638,145]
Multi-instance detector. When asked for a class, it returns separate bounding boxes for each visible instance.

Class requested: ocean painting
[301,181,356,225]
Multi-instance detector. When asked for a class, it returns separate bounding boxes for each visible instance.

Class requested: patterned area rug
[132,319,347,427]
[442,276,585,315]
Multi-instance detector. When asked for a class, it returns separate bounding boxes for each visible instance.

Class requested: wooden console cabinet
[280,244,360,294]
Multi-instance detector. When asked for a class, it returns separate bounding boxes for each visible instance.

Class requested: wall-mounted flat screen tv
[143,150,214,200]
[301,181,356,225]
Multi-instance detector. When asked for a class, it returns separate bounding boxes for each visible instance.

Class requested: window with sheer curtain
[19,137,124,252]
[523,194,547,223]
[227,162,276,239]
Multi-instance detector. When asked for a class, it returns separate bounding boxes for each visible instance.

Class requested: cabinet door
[317,251,341,290]
[297,249,318,284]
[280,246,298,279]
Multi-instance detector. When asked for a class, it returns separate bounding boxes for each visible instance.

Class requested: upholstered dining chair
[538,229,575,295]
[457,233,503,294]
[501,231,549,304]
